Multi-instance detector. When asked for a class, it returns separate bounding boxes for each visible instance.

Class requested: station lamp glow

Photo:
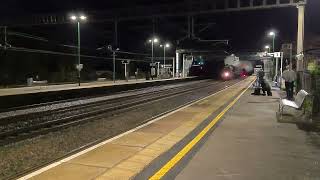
[70,15,87,21]
[265,45,270,53]
[69,14,88,86]
[79,15,87,20]
[160,43,171,67]
[70,15,77,20]
[148,37,159,63]
[269,31,275,36]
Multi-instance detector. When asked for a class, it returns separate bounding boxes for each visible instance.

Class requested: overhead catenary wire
[3,30,153,56]
[7,31,49,42]
[1,29,103,51]
[0,46,152,63]
[4,31,96,51]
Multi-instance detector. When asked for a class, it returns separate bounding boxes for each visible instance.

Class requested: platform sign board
[267,52,281,58]
[274,52,281,58]
[122,60,130,64]
[162,64,172,68]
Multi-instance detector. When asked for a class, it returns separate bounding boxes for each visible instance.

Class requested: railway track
[0,80,222,146]
[0,80,208,126]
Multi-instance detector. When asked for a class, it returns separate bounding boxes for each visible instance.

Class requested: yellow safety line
[149,79,254,180]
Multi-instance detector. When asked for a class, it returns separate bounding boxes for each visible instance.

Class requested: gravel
[0,80,206,120]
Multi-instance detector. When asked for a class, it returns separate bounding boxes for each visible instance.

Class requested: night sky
[0,0,319,54]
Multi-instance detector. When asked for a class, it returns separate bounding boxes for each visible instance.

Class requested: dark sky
[1,0,319,53]
[1,0,178,14]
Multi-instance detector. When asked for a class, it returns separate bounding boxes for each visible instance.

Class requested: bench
[278,90,309,118]
[97,78,107,81]
[32,80,48,85]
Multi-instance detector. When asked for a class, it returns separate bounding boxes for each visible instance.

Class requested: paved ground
[176,90,320,180]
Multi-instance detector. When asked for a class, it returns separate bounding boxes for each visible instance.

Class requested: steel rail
[0,80,219,146]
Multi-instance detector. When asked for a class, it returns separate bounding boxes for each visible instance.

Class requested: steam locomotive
[190,54,251,80]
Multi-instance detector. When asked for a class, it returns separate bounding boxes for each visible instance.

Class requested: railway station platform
[0,78,195,97]
[175,90,320,179]
[18,76,320,180]
[0,77,196,110]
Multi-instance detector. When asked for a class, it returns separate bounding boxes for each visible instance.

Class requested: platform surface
[176,90,320,179]
[0,77,191,97]
[20,77,254,180]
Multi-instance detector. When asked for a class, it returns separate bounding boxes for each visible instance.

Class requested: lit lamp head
[149,38,159,43]
[265,45,270,49]
[70,15,77,21]
[269,31,275,36]
[70,14,87,21]
[79,15,87,20]
[160,43,170,48]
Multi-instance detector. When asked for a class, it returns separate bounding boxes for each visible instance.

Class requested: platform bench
[278,89,309,118]
[32,80,48,85]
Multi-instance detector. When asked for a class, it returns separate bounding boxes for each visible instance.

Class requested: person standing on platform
[282,66,297,100]
[257,69,265,86]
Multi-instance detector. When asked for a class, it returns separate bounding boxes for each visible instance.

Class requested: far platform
[0,77,196,110]
[0,77,195,97]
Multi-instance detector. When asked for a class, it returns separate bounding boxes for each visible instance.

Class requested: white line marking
[18,79,247,180]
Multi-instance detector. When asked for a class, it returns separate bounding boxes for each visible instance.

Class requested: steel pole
[157,62,160,77]
[173,57,175,78]
[4,26,7,49]
[124,63,127,81]
[280,52,284,88]
[272,35,275,53]
[182,54,186,78]
[164,47,166,67]
[290,45,293,70]
[297,2,305,71]
[77,22,81,86]
[151,41,154,63]
[176,51,180,77]
[275,57,279,86]
[113,51,116,83]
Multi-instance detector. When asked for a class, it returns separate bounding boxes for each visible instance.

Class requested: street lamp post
[113,51,116,83]
[160,43,170,67]
[149,38,159,63]
[70,14,87,86]
[77,21,81,86]
[268,31,277,84]
[148,38,159,79]
[269,31,275,52]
